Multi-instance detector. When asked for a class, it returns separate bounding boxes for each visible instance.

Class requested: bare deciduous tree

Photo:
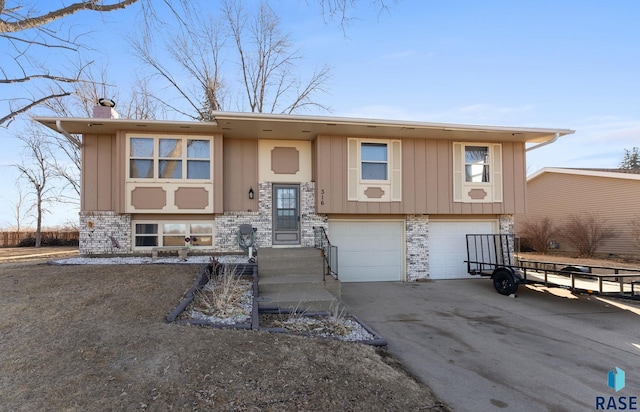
[42,66,159,199]
[314,0,396,28]
[224,0,331,114]
[0,0,141,126]
[132,0,331,119]
[131,4,227,120]
[517,216,558,254]
[558,213,617,258]
[14,127,58,247]
[10,182,29,235]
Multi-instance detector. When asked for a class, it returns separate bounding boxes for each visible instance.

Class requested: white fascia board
[528,167,640,182]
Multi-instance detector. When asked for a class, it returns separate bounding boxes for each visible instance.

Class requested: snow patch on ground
[52,255,250,265]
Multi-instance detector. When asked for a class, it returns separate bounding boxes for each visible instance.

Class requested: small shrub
[518,216,557,254]
[42,237,63,247]
[558,213,617,257]
[16,236,78,247]
[18,237,36,247]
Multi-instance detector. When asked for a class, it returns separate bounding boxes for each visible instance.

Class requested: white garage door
[429,221,495,279]
[329,221,403,282]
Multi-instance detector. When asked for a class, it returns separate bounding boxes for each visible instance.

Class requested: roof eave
[33,112,574,144]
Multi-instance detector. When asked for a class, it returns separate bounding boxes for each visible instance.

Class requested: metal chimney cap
[98,98,116,108]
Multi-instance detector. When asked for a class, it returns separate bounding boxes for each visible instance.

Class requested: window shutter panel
[453,143,463,202]
[348,138,358,201]
[492,144,503,202]
[391,140,402,201]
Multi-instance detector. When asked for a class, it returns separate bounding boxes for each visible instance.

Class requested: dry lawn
[0,260,449,411]
[0,246,79,263]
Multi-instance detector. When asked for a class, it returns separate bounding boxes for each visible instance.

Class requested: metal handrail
[313,226,338,280]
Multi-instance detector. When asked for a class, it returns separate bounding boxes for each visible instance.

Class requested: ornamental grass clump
[272,301,354,337]
[194,264,251,319]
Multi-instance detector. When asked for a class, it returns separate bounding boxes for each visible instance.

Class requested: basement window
[133,222,213,248]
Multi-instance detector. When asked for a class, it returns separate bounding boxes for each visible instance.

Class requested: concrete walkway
[341,279,640,412]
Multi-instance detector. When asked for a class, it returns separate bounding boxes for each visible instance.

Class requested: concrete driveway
[341,279,640,412]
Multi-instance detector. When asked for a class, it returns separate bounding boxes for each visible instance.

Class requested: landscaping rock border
[258,308,387,346]
[166,263,259,330]
[166,263,387,346]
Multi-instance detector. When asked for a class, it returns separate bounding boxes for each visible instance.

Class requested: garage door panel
[329,221,403,282]
[429,221,495,280]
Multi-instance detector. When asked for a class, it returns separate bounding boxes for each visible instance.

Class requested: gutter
[526,132,560,152]
[56,120,81,149]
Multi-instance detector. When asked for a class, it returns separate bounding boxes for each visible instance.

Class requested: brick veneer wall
[406,215,429,281]
[300,182,328,247]
[499,214,514,234]
[499,214,516,263]
[214,211,266,253]
[80,211,131,255]
[214,181,326,253]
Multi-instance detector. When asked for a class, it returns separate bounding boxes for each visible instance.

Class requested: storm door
[272,184,300,245]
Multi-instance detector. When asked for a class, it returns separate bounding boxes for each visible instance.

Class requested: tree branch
[0,0,139,33]
[0,92,71,126]
[0,33,78,50]
[0,74,84,84]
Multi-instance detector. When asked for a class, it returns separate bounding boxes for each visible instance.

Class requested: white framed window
[128,135,212,181]
[135,223,158,247]
[453,142,502,203]
[361,142,388,181]
[347,138,401,202]
[133,221,214,248]
[465,145,490,183]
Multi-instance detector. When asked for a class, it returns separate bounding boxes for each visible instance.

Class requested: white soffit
[33,111,574,143]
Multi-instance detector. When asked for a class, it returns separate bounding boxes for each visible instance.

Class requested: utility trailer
[465,234,640,299]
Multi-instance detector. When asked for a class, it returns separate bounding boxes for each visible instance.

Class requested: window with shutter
[453,142,503,203]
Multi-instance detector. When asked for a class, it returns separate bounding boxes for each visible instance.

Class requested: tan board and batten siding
[82,131,225,216]
[314,135,527,215]
[82,132,122,212]
[223,138,258,212]
[522,170,640,257]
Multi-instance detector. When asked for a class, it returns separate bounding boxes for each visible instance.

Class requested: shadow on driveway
[341,279,640,412]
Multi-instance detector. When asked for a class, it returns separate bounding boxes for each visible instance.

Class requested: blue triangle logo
[608,367,625,392]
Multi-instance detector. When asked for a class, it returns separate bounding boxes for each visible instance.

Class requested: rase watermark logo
[609,368,626,392]
[596,367,637,410]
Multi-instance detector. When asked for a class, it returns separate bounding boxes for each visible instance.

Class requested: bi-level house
[35,109,573,281]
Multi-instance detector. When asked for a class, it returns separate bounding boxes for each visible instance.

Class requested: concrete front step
[257,247,339,311]
[258,247,321,259]
[258,259,324,277]
[258,274,341,298]
[258,247,325,277]
[257,289,339,312]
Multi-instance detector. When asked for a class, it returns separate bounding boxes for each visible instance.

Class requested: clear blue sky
[1,0,639,228]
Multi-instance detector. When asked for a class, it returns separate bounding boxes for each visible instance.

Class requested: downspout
[55,120,81,149]
[526,132,560,152]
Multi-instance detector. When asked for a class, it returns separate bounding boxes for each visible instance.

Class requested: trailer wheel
[493,270,518,295]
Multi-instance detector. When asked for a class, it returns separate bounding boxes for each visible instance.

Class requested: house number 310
[320,189,325,205]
